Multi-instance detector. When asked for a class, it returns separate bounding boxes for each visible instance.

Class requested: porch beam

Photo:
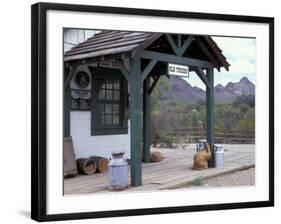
[141,59,158,82]
[193,67,211,89]
[117,60,130,81]
[179,35,194,56]
[206,68,215,167]
[143,77,151,163]
[129,56,142,186]
[140,50,213,68]
[165,34,180,56]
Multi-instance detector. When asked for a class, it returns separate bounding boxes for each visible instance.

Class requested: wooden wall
[70,111,131,159]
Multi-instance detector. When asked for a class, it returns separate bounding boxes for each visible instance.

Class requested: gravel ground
[187,168,255,188]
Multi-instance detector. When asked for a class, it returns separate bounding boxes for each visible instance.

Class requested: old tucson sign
[168,63,189,78]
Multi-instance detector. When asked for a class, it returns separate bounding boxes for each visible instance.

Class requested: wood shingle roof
[64,31,230,71]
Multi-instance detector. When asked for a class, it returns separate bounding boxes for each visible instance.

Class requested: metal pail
[108,152,128,190]
[214,144,224,169]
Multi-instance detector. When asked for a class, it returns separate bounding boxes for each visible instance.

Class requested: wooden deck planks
[64,144,255,194]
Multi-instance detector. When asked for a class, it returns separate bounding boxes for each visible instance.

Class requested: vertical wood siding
[70,111,130,159]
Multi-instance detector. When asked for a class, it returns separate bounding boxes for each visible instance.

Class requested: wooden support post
[143,77,151,163]
[206,68,215,167]
[64,67,71,137]
[129,57,142,186]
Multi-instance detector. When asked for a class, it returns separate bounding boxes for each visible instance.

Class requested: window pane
[113,80,120,90]
[113,90,120,100]
[98,79,106,89]
[99,103,105,113]
[99,89,105,100]
[113,115,119,125]
[105,115,112,125]
[106,80,113,89]
[106,90,112,100]
[101,115,105,125]
[113,104,119,113]
[101,83,106,89]
[99,104,105,125]
[105,104,112,114]
[78,30,85,43]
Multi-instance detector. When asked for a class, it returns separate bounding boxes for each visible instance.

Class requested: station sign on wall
[98,59,120,69]
[168,63,189,78]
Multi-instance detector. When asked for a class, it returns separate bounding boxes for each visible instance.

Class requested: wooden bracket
[117,60,130,81]
[177,35,182,48]
[178,35,194,56]
[165,34,180,56]
[193,67,211,89]
[141,59,158,82]
[148,75,161,94]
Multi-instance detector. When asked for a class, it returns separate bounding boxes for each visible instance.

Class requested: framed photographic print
[31,2,274,222]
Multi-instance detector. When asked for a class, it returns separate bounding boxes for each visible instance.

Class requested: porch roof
[64,31,230,71]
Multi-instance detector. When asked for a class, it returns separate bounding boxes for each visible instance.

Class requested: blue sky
[184,36,256,89]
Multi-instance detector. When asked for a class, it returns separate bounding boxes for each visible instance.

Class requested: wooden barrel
[90,156,108,173]
[76,158,97,175]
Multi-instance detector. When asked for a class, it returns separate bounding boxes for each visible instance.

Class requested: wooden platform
[64,144,255,195]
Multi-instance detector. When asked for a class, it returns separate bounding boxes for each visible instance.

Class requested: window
[98,79,121,126]
[91,68,128,135]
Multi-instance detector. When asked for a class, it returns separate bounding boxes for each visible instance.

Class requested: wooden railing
[165,126,255,144]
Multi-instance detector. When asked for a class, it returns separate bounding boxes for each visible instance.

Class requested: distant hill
[162,76,255,103]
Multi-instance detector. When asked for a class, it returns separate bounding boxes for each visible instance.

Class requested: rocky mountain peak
[240,76,251,83]
[162,76,255,103]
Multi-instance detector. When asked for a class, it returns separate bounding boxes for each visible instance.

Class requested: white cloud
[213,36,256,74]
[185,37,256,89]
[213,37,256,60]
[179,36,256,89]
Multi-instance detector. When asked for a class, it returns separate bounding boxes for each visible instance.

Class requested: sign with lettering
[71,90,91,110]
[98,59,120,69]
[168,63,189,77]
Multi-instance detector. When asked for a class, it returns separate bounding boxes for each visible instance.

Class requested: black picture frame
[31,2,274,222]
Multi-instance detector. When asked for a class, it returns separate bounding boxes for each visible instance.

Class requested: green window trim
[91,67,128,136]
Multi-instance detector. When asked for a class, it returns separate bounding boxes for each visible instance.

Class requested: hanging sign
[168,63,189,77]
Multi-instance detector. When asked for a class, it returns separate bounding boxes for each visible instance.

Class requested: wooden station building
[64,31,229,186]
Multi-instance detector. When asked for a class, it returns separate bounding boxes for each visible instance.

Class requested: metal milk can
[108,152,129,190]
[214,144,224,168]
